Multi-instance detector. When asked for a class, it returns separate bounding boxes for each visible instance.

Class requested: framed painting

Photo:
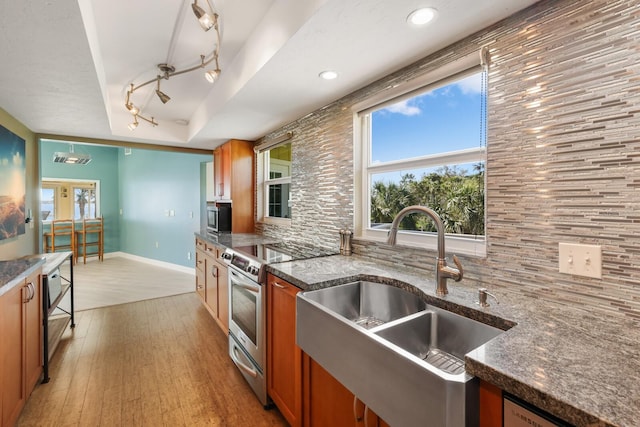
[0,125,26,240]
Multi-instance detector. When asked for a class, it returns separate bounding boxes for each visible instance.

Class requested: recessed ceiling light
[407,7,437,26]
[319,70,338,80]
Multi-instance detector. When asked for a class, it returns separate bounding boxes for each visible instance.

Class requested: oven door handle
[231,345,258,378]
[234,282,260,294]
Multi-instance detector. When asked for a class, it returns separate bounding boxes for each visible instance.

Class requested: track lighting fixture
[124,0,221,130]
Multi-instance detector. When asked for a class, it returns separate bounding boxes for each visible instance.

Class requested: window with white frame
[260,142,292,220]
[355,54,488,257]
[40,179,100,221]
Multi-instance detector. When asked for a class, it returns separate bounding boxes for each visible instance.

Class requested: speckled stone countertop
[0,256,45,297]
[266,254,640,427]
[195,231,280,248]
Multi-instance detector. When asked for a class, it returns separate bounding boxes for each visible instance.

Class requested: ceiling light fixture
[53,144,92,165]
[319,70,338,80]
[407,7,437,26]
[124,0,221,130]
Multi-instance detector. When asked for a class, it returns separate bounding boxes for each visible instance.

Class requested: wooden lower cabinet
[1,269,42,427]
[212,251,228,332]
[303,354,388,427]
[267,273,302,427]
[479,380,502,427]
[195,238,229,334]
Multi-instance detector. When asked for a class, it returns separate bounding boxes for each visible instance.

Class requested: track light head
[126,103,139,115]
[128,117,139,131]
[192,1,215,31]
[156,90,171,104]
[205,69,220,83]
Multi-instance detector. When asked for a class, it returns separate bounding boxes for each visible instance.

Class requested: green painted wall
[118,148,211,267]
[40,141,121,254]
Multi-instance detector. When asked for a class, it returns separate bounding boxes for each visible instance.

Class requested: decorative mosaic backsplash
[257,0,640,320]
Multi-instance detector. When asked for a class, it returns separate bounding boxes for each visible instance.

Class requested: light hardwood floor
[19,292,287,426]
[57,256,195,312]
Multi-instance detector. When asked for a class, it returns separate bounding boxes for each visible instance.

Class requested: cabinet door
[1,283,26,427]
[215,253,229,332]
[213,143,230,199]
[205,257,219,318]
[24,272,42,394]
[480,380,502,427]
[303,354,383,427]
[267,274,302,427]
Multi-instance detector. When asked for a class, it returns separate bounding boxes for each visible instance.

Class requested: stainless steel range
[222,242,335,407]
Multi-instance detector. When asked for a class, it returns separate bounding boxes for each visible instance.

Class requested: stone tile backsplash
[258,0,640,320]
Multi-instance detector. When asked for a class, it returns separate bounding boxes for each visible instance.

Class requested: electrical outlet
[155,241,159,248]
[187,252,191,260]
[559,243,602,279]
[169,209,175,217]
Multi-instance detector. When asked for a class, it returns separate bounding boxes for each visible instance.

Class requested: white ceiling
[0,0,540,150]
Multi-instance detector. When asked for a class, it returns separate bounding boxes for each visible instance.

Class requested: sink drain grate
[354,316,386,329]
[423,349,465,375]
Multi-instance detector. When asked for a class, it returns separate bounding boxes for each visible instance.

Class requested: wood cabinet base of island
[0,269,42,427]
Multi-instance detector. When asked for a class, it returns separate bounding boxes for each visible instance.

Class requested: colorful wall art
[0,125,26,240]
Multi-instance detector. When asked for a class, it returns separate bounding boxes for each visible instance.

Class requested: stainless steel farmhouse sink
[297,281,506,427]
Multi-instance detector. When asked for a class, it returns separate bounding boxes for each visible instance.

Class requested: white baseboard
[105,251,195,275]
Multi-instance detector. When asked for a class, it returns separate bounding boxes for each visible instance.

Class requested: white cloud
[456,73,482,95]
[12,151,23,166]
[383,100,421,116]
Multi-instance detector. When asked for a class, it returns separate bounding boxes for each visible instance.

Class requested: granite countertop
[195,231,280,248]
[0,256,45,297]
[265,254,640,427]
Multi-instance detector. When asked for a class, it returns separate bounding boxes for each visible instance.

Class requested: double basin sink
[297,281,507,427]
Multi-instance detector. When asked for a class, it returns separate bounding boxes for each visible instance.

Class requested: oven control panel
[224,250,262,281]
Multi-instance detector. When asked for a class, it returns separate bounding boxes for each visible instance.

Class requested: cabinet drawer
[203,242,217,257]
[195,238,206,251]
[195,250,206,272]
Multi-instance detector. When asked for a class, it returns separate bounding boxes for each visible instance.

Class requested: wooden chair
[76,217,104,264]
[44,219,76,261]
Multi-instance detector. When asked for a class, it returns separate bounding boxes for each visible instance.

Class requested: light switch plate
[558,243,602,279]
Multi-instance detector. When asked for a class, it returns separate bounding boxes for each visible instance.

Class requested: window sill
[360,228,486,258]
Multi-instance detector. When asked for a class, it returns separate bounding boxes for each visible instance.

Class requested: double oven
[222,244,294,407]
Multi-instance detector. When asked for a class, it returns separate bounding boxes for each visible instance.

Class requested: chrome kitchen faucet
[387,205,463,296]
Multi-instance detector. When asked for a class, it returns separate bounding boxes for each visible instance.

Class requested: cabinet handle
[363,406,370,427]
[22,285,30,303]
[28,282,35,301]
[353,396,363,422]
[212,266,218,278]
[273,282,286,289]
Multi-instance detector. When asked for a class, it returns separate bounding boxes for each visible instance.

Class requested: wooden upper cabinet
[213,139,255,233]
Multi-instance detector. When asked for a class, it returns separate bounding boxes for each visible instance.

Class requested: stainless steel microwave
[207,203,232,234]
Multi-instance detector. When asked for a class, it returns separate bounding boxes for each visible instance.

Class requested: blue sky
[0,125,26,199]
[371,72,484,173]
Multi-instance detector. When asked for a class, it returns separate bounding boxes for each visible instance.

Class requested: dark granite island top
[0,256,45,297]
[266,254,640,427]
